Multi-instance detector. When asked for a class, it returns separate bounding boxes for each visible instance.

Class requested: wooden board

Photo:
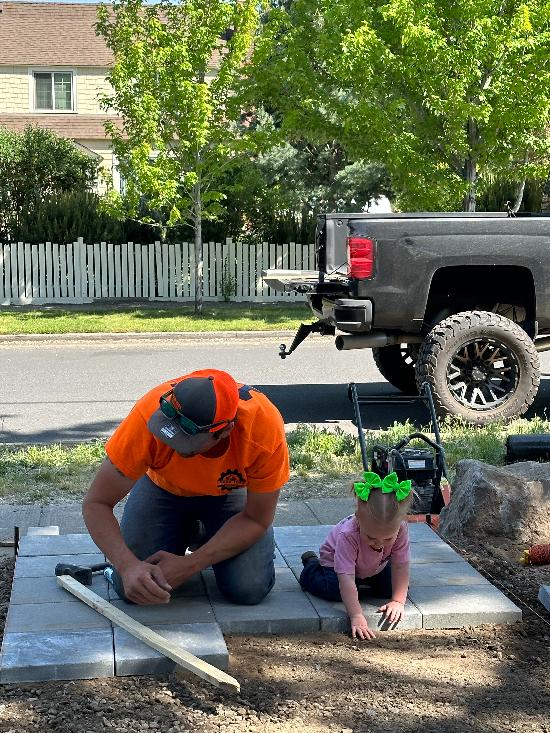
[57,575,239,692]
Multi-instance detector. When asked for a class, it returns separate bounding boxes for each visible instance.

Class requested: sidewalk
[0,497,354,543]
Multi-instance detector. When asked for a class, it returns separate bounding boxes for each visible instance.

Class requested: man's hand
[120,559,172,605]
[146,549,198,590]
[378,600,405,624]
[350,613,376,640]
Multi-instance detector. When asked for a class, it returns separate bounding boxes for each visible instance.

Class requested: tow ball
[279,321,335,359]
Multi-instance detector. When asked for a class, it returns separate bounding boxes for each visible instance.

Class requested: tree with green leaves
[0,126,98,240]
[250,0,550,211]
[97,0,258,311]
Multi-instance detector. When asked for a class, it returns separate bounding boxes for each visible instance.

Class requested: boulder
[438,460,550,545]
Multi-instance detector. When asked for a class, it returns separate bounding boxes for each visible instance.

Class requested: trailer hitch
[279,321,335,359]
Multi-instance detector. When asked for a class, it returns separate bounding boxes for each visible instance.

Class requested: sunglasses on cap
[159,389,232,435]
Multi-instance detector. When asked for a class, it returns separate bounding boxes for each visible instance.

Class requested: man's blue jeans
[300,558,392,602]
[112,475,275,605]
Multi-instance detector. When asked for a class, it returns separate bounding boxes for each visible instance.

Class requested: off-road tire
[416,310,540,425]
[372,344,419,394]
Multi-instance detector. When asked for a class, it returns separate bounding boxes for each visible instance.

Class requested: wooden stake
[57,575,240,692]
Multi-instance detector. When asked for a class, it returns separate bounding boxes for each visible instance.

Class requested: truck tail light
[347,236,375,279]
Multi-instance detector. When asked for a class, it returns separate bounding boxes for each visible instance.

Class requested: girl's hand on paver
[378,600,405,624]
[350,613,376,640]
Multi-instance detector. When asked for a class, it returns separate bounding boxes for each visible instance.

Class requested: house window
[33,72,74,111]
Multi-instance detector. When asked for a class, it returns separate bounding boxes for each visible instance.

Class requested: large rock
[438,460,550,545]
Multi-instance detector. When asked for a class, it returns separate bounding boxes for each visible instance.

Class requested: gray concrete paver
[18,533,101,556]
[10,575,109,604]
[203,566,299,596]
[409,561,490,587]
[406,523,443,542]
[5,600,112,633]
[274,525,334,549]
[27,526,59,536]
[305,594,422,633]
[210,590,320,634]
[14,552,106,578]
[274,548,288,567]
[273,567,304,592]
[408,584,522,628]
[108,572,206,601]
[409,542,463,563]
[110,597,214,625]
[278,548,320,568]
[0,630,114,683]
[114,623,228,677]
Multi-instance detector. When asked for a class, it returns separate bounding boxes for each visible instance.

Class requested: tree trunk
[512,151,530,213]
[512,179,526,214]
[462,118,478,212]
[193,164,203,314]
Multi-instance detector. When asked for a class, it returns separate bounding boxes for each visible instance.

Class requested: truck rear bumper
[333,298,373,333]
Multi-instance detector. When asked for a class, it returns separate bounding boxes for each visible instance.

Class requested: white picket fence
[0,239,315,304]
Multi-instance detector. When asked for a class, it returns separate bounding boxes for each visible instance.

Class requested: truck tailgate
[262,269,320,293]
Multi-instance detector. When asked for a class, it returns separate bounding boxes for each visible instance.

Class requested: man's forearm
[82,500,138,573]
[183,511,268,574]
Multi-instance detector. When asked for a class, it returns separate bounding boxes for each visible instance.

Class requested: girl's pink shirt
[319,515,410,579]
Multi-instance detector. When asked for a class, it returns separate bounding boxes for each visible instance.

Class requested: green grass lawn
[0,304,312,335]
[2,417,548,503]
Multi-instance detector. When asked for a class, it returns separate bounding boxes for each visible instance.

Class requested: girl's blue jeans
[111,475,275,605]
[299,558,393,602]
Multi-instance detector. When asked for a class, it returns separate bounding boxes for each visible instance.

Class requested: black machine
[348,382,448,520]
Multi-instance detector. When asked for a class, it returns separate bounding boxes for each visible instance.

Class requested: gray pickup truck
[263,212,550,425]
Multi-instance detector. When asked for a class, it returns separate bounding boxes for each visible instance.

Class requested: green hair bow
[354,471,412,503]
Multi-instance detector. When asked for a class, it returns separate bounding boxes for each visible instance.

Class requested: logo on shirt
[217,469,246,492]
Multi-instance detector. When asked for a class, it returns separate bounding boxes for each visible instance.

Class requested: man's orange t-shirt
[105,378,290,497]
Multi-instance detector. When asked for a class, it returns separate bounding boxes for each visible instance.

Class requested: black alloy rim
[446,338,519,410]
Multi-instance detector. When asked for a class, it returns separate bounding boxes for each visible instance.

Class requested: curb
[0,422,355,449]
[0,330,300,343]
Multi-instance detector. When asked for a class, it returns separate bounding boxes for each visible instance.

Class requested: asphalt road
[2,335,550,444]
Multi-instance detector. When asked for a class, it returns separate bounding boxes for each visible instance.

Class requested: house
[0,1,226,194]
[0,1,124,191]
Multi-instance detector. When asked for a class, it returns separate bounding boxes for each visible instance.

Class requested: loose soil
[1,536,549,733]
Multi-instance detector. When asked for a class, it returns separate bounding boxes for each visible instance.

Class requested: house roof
[0,113,122,139]
[0,2,113,66]
[0,1,224,68]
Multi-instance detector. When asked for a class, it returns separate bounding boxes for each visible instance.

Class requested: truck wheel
[372,344,419,394]
[416,311,540,425]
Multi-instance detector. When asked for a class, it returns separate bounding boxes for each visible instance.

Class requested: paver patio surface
[0,502,522,683]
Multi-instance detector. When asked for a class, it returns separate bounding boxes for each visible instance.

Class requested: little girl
[300,471,413,640]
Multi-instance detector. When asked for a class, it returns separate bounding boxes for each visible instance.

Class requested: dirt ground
[1,537,549,733]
